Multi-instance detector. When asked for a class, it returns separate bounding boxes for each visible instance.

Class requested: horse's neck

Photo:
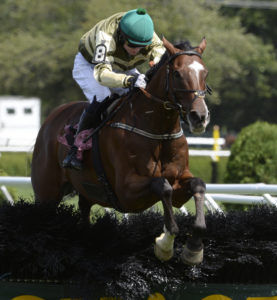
[122,68,181,134]
[120,92,180,134]
[117,68,180,134]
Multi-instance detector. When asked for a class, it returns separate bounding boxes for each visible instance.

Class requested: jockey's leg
[63,52,110,170]
[72,52,111,103]
[62,97,111,170]
[63,52,133,170]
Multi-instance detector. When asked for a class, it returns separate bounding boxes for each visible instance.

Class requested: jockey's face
[123,41,143,56]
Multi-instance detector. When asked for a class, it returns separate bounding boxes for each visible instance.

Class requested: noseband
[140,50,212,116]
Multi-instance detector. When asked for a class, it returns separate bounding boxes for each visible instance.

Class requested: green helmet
[119,8,154,46]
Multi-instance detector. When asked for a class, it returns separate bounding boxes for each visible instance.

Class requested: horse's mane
[146,40,196,82]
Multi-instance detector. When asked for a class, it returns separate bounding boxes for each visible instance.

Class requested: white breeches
[72,52,139,103]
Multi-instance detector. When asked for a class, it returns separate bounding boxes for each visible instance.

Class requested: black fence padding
[1,200,277,299]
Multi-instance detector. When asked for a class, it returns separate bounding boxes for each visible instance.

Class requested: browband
[167,50,202,63]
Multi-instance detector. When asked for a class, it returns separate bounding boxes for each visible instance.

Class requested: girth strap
[92,132,124,212]
[110,122,184,140]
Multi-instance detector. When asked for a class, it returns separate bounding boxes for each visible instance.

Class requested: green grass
[189,156,228,183]
[0,152,32,176]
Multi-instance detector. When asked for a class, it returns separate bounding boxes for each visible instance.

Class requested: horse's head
[162,37,210,134]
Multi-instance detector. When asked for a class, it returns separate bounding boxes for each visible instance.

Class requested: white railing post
[0,185,14,205]
[263,193,277,207]
[205,194,224,214]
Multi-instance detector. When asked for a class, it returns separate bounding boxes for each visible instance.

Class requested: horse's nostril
[190,111,202,123]
[189,110,208,125]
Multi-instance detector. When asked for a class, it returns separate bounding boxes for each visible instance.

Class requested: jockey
[63,8,166,170]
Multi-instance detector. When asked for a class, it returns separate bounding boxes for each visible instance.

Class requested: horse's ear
[196,37,207,54]
[162,36,176,55]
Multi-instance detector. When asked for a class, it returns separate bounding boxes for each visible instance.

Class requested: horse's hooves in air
[181,244,203,265]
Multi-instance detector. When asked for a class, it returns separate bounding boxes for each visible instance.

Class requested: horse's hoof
[181,244,203,265]
[154,244,174,261]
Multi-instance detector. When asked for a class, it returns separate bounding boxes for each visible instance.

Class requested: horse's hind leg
[32,159,65,207]
[181,177,206,265]
[33,177,64,207]
[150,177,179,261]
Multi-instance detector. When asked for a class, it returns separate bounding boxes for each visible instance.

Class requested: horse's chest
[126,141,187,177]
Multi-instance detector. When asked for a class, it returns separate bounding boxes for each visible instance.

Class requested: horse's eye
[173,71,181,79]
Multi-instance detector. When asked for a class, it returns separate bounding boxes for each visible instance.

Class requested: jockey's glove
[124,74,147,89]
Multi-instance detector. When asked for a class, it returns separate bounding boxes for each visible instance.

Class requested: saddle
[57,125,93,160]
[57,94,123,160]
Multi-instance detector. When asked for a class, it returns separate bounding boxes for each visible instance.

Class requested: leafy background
[1,0,277,133]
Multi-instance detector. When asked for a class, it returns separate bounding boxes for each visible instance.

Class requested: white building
[0,96,41,152]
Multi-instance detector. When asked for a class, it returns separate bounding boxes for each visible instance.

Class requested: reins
[139,88,181,111]
[82,92,132,143]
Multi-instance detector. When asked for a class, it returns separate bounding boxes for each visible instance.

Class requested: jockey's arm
[93,33,166,88]
[93,63,132,88]
[148,32,166,65]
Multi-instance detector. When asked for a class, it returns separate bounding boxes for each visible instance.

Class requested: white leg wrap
[154,226,175,261]
[181,244,204,265]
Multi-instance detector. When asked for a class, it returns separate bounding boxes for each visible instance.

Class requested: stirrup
[62,146,82,170]
[69,157,83,170]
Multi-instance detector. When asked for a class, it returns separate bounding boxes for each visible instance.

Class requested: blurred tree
[0,0,276,130]
[213,1,277,131]
[219,0,277,48]
[0,0,87,116]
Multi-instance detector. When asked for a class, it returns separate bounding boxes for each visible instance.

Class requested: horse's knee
[189,177,206,195]
[150,177,173,199]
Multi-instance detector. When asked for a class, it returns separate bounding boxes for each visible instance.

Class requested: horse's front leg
[181,177,206,265]
[150,177,179,261]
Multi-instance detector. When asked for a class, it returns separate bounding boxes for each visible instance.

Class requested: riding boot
[62,97,111,170]
[62,109,94,170]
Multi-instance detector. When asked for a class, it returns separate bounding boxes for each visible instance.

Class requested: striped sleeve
[93,63,129,88]
[148,33,166,64]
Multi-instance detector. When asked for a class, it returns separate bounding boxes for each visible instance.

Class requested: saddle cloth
[57,95,123,160]
[57,125,94,160]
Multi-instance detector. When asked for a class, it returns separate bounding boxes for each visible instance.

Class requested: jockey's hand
[126,74,147,89]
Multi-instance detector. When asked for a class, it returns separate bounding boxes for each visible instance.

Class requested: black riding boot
[62,100,103,170]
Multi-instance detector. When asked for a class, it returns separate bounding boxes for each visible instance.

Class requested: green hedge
[225,121,277,183]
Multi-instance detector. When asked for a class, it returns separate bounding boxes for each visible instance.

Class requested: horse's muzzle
[187,110,210,134]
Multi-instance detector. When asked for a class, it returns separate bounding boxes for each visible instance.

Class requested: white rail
[0,176,31,186]
[1,177,277,213]
[189,149,230,157]
[206,183,277,195]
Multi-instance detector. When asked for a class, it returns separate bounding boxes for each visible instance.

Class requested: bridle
[140,50,212,116]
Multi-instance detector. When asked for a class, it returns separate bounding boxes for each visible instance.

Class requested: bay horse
[31,37,210,265]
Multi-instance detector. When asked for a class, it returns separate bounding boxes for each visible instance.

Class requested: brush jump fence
[1,177,277,299]
[1,176,277,213]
